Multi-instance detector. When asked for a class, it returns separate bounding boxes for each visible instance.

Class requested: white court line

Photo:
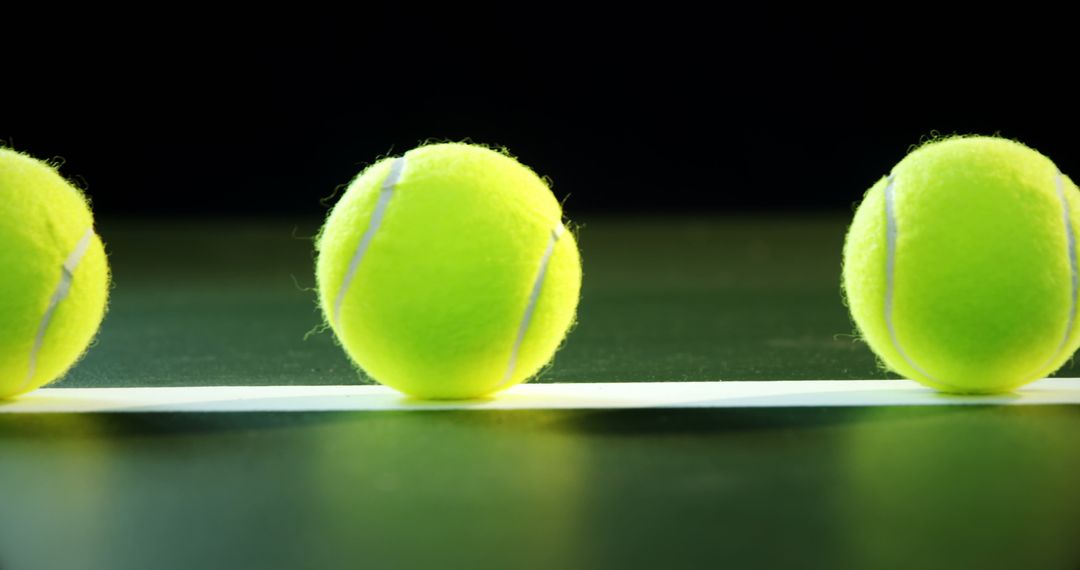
[1,379,1080,413]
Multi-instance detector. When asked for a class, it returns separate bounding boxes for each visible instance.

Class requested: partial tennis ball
[843,136,1080,393]
[316,143,581,399]
[0,148,110,398]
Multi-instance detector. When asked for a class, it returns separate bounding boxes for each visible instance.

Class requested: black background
[3,8,1077,219]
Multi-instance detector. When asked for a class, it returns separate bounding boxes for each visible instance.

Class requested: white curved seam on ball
[1031,172,1078,379]
[23,228,95,390]
[333,156,406,325]
[883,175,939,383]
[498,223,565,388]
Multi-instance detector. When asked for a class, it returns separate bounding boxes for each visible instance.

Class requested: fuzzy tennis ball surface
[316,143,581,399]
[843,136,1080,394]
[0,148,110,399]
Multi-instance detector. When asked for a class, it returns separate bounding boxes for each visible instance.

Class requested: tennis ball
[316,143,581,399]
[0,148,110,399]
[843,136,1080,394]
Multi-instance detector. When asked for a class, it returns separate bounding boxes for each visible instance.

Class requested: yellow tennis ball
[843,136,1080,393]
[316,143,582,399]
[0,148,110,398]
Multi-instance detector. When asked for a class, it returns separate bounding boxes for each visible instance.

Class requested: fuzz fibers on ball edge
[842,136,1080,394]
[315,143,582,399]
[0,148,110,399]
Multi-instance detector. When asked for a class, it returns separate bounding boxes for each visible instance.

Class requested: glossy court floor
[2,216,1078,569]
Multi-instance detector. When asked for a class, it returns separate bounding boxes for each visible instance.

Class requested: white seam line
[1031,172,1078,379]
[333,157,405,325]
[883,175,938,383]
[497,223,565,389]
[22,228,95,390]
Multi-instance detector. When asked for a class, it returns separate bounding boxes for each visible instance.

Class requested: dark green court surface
[2,217,1078,569]
[66,215,884,388]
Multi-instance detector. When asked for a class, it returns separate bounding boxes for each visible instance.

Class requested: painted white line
[1,379,1079,413]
